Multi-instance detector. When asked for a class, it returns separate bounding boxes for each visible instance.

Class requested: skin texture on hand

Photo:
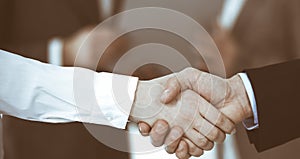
[131,74,236,158]
[131,78,202,129]
[138,68,253,159]
[161,67,253,123]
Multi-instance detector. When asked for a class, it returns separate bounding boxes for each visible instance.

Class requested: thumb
[161,68,202,104]
[160,77,181,104]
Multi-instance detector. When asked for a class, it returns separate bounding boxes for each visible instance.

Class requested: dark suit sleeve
[245,59,300,152]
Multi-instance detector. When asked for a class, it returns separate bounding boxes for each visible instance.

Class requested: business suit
[226,0,300,158]
[0,0,129,159]
[246,60,300,152]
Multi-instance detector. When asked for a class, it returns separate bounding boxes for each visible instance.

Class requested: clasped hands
[129,68,253,159]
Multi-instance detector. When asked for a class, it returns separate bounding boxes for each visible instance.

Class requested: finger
[161,77,181,104]
[175,140,191,159]
[161,68,236,134]
[182,137,204,157]
[164,126,184,154]
[193,116,226,143]
[178,68,222,104]
[138,122,151,136]
[149,120,170,147]
[185,129,214,150]
[197,95,236,134]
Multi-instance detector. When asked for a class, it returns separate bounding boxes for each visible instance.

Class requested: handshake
[129,68,253,159]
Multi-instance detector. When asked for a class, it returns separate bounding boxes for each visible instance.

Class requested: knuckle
[175,141,188,157]
[208,128,219,141]
[205,141,214,150]
[188,144,197,154]
[151,140,163,147]
[183,67,194,72]
[169,77,178,84]
[165,146,174,154]
[227,123,236,134]
[176,151,188,159]
[167,78,179,88]
[149,133,158,141]
[169,128,183,141]
[150,130,160,139]
[190,148,204,157]
[168,135,178,144]
[197,137,209,147]
[179,111,194,124]
[216,115,225,127]
[150,133,164,147]
[217,116,233,134]
[220,132,226,142]
[175,153,183,159]
[183,67,198,74]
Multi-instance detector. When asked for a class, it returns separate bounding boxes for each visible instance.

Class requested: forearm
[0,50,138,129]
[0,50,88,122]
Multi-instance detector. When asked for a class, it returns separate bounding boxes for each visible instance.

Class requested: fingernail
[138,123,149,136]
[160,89,170,102]
[231,128,237,135]
[138,124,143,133]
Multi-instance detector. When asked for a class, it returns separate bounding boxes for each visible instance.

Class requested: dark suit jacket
[245,60,300,152]
[0,0,128,159]
[215,0,300,157]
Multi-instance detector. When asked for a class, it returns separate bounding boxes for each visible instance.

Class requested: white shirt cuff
[94,72,139,129]
[238,73,259,130]
[48,38,63,66]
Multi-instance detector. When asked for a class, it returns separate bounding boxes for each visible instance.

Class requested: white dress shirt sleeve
[0,49,138,129]
[238,73,259,130]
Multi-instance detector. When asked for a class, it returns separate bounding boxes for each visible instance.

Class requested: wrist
[129,80,141,123]
[228,74,253,120]
[129,81,155,124]
[129,80,165,126]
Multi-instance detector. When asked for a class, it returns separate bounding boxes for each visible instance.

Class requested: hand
[139,68,253,158]
[131,74,236,158]
[161,67,253,123]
